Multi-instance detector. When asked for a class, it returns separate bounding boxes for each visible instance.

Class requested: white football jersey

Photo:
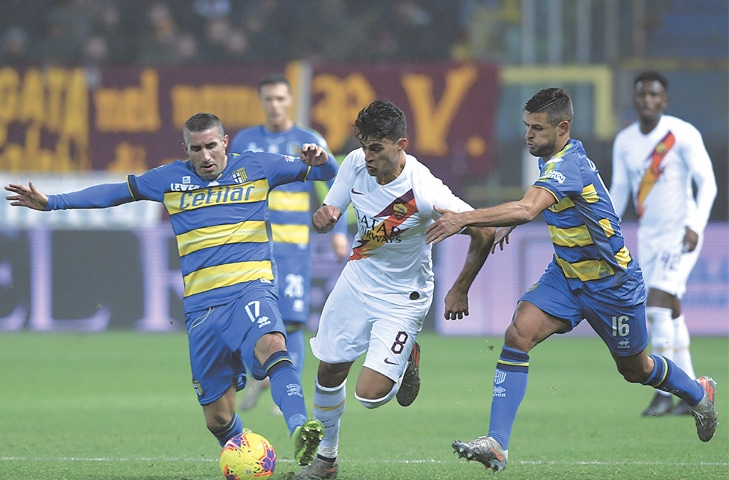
[611,115,716,238]
[324,148,472,299]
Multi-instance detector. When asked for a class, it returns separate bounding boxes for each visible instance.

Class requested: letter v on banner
[402,64,479,156]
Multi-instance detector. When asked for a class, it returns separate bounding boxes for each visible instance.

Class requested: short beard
[529,143,554,158]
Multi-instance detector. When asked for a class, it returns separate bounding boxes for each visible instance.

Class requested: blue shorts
[520,262,648,356]
[186,283,286,405]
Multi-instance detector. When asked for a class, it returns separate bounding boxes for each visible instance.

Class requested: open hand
[5,181,49,211]
[491,226,515,253]
[425,206,462,244]
[299,144,329,166]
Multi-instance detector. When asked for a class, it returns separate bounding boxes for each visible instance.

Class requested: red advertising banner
[309,62,501,187]
[0,62,500,190]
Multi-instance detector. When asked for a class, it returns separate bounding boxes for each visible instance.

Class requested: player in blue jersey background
[231,74,349,413]
[426,88,718,473]
[5,112,337,467]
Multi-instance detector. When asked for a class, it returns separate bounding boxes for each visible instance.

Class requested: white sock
[313,379,346,459]
[646,306,674,396]
[672,314,695,379]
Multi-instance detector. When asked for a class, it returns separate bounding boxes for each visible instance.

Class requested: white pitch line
[2,457,728,467]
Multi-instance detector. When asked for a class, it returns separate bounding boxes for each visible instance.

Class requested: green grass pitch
[1,331,727,479]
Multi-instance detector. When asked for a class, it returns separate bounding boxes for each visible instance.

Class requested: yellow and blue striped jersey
[534,139,637,292]
[127,151,337,312]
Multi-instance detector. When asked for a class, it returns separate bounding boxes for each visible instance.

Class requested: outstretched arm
[426,186,555,245]
[5,181,134,210]
[443,225,495,320]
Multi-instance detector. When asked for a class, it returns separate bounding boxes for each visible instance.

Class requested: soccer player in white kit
[611,71,717,417]
[295,100,495,479]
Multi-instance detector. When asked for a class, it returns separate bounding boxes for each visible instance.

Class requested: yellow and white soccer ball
[220,431,276,479]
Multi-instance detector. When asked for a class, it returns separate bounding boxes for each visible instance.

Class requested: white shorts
[639,228,703,299]
[310,271,430,382]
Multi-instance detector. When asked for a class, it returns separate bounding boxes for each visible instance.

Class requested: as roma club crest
[392,202,408,219]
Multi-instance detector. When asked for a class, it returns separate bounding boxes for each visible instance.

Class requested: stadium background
[1,0,727,335]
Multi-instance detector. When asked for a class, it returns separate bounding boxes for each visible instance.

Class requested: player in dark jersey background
[5,112,337,467]
[231,74,349,414]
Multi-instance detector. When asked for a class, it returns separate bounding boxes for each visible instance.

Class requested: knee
[254,332,287,363]
[355,386,394,409]
[617,367,646,384]
[317,362,351,388]
[205,411,232,434]
[504,324,533,352]
[503,324,519,346]
[616,358,651,384]
[354,379,396,409]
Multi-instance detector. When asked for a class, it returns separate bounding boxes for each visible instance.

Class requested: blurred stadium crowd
[2,0,725,67]
[0,0,472,67]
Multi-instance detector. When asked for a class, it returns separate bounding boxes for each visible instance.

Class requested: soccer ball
[220,431,276,479]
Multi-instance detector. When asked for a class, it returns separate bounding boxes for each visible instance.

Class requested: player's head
[183,112,229,180]
[258,73,293,132]
[523,88,572,159]
[524,88,573,126]
[258,73,291,94]
[354,99,407,144]
[634,71,668,91]
[354,100,408,183]
[632,71,668,124]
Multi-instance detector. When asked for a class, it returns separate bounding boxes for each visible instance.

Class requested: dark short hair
[524,88,573,125]
[183,112,224,142]
[354,99,407,142]
[634,71,668,90]
[258,73,290,94]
